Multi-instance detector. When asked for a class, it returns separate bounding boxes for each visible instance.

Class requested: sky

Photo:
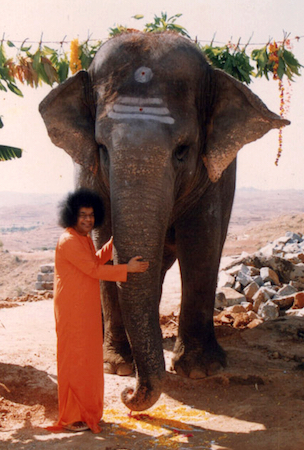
[0,0,303,194]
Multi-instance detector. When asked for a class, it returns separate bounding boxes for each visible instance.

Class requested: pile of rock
[215,232,304,328]
[35,263,54,293]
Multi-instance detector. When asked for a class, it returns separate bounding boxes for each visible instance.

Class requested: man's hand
[127,256,149,273]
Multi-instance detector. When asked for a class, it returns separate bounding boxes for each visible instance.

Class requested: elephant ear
[39,70,99,173]
[203,69,290,183]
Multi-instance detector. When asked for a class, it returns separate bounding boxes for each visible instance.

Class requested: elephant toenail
[189,369,207,379]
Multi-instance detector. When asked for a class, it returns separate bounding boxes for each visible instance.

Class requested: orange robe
[53,228,127,433]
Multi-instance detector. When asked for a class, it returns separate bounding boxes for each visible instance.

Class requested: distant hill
[1,188,304,253]
[0,191,63,208]
[1,188,303,210]
[231,188,304,230]
[1,188,304,296]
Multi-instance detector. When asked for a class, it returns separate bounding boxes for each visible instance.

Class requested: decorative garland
[69,39,82,74]
[0,13,302,162]
[268,39,294,165]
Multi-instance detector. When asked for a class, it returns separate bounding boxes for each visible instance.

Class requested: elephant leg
[102,230,176,377]
[171,162,236,378]
[74,178,133,375]
[94,211,134,377]
[101,280,134,376]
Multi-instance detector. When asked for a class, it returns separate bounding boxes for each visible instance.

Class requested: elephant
[39,31,289,412]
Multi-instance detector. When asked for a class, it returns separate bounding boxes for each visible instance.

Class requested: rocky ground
[1,190,304,449]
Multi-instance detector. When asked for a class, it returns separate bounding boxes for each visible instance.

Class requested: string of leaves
[0,13,302,160]
[1,14,302,92]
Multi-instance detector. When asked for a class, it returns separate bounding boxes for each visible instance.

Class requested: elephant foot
[104,361,134,376]
[103,342,134,376]
[170,340,226,379]
[173,360,224,379]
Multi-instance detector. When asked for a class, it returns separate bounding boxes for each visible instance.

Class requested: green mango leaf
[277,57,286,80]
[282,49,299,66]
[132,14,144,20]
[32,50,41,71]
[0,46,7,65]
[285,66,294,80]
[0,145,23,161]
[251,47,268,70]
[37,63,51,85]
[7,82,23,97]
[43,61,58,85]
[7,41,15,48]
[0,81,8,92]
[169,24,190,37]
[283,49,302,76]
[238,66,252,84]
[57,61,69,82]
[169,13,182,20]
[43,46,56,55]
[108,25,128,37]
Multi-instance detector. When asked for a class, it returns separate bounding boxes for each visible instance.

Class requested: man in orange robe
[50,189,148,433]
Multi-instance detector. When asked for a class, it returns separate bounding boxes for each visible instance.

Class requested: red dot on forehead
[134,66,153,84]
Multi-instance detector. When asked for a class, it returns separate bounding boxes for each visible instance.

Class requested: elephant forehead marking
[134,66,153,83]
[107,96,175,124]
[114,104,170,116]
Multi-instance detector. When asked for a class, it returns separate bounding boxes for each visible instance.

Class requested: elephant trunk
[121,374,165,411]
[109,126,174,410]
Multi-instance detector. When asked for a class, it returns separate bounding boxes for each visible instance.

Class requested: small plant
[109,13,190,38]
[144,12,190,38]
[108,25,130,37]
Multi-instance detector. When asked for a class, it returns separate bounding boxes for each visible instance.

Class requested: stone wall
[216,231,304,328]
[35,263,54,292]
[34,231,304,329]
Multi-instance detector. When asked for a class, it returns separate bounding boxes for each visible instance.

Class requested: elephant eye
[174,145,189,162]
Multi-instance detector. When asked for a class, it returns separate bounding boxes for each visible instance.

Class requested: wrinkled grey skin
[39,32,289,411]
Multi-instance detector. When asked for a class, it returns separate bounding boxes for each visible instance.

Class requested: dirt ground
[1,259,304,450]
[1,208,304,449]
